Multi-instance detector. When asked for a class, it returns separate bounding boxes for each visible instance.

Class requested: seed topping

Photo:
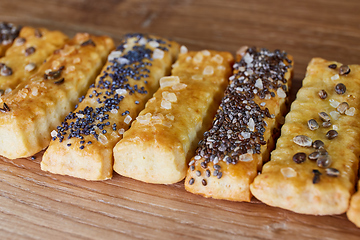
[293,152,306,164]
[335,83,346,94]
[339,65,350,75]
[318,90,327,99]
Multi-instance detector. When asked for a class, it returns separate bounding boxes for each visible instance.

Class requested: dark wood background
[1,0,360,239]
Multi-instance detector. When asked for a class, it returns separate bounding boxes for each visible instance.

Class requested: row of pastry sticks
[1,22,360,227]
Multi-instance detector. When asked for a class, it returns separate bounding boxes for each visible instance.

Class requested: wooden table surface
[1,0,360,239]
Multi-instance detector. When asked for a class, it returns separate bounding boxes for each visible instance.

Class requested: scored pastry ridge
[42,34,180,180]
[185,47,293,202]
[251,58,360,215]
[113,49,234,184]
[0,33,114,159]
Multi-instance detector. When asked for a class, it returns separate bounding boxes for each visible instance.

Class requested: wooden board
[1,0,360,239]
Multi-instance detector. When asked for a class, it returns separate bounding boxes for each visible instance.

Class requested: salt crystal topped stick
[0,22,22,57]
[0,26,68,94]
[184,47,293,201]
[113,49,234,184]
[42,34,179,180]
[251,58,360,215]
[0,33,114,159]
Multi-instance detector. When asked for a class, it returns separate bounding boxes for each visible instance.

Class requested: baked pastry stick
[184,47,293,201]
[251,58,360,215]
[348,187,360,227]
[0,26,68,93]
[42,34,180,180]
[0,33,114,159]
[0,22,22,57]
[113,49,234,184]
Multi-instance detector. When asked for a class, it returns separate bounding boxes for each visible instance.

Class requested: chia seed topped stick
[185,47,293,202]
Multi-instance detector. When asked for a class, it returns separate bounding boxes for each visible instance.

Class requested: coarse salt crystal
[277,88,286,98]
[331,74,340,80]
[186,56,192,62]
[243,53,253,64]
[152,113,164,120]
[238,66,245,72]
[330,111,340,120]
[211,54,223,64]
[160,76,180,88]
[148,41,160,48]
[203,66,214,75]
[124,115,132,124]
[51,130,57,138]
[201,50,211,56]
[329,99,340,108]
[345,107,355,116]
[161,99,172,109]
[333,125,339,130]
[162,122,172,128]
[116,57,130,65]
[172,83,187,91]
[248,118,255,131]
[241,131,251,139]
[118,128,125,135]
[260,102,266,107]
[193,52,204,64]
[192,75,203,81]
[116,88,127,95]
[166,113,174,121]
[25,63,36,72]
[108,51,122,61]
[255,78,263,90]
[111,109,118,114]
[73,57,81,64]
[180,45,188,54]
[151,119,163,125]
[217,65,225,71]
[153,49,164,59]
[281,167,297,178]
[31,87,38,96]
[98,133,108,145]
[239,153,253,162]
[236,46,248,56]
[138,38,147,45]
[162,91,177,102]
[137,115,150,124]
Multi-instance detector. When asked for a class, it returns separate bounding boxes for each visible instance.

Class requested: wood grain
[1,0,360,239]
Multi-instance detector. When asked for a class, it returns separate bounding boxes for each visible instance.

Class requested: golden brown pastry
[0,33,114,159]
[0,26,68,93]
[41,34,180,180]
[113,49,234,184]
[0,22,21,57]
[348,188,360,227]
[184,47,293,201]
[251,58,360,215]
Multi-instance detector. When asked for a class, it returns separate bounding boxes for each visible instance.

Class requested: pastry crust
[0,33,114,159]
[348,186,360,227]
[113,50,234,184]
[251,58,360,215]
[184,47,293,201]
[41,34,179,180]
[0,26,68,92]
